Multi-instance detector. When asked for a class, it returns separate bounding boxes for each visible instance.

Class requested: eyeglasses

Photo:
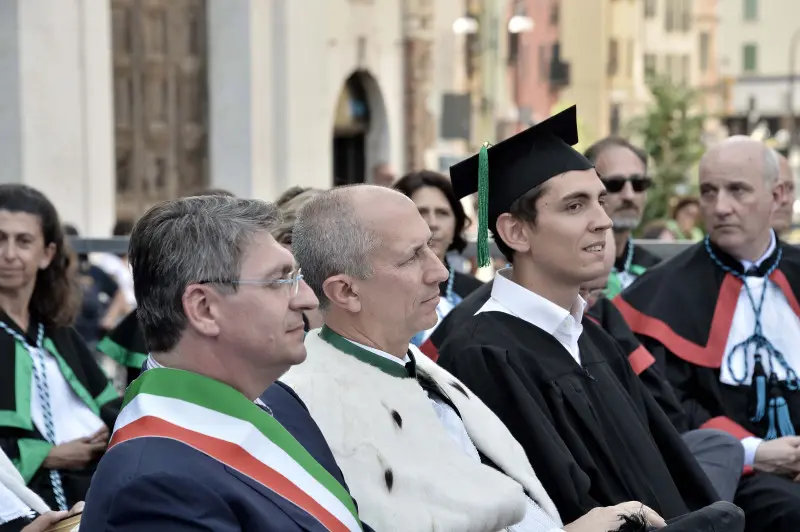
[198,268,304,296]
[601,175,653,193]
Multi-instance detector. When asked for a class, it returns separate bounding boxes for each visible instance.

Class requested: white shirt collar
[740,230,777,271]
[342,338,411,366]
[490,268,586,335]
[145,355,268,408]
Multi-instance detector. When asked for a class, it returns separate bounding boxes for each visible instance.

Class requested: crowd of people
[2,104,800,531]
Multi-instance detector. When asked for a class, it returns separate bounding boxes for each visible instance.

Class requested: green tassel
[477,143,490,268]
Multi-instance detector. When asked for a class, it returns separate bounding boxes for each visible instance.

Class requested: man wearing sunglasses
[583,138,662,298]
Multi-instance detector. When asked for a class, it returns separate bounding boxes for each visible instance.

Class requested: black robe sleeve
[439,343,600,520]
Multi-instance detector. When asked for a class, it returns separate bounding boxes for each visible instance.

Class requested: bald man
[772,150,795,236]
[615,136,800,529]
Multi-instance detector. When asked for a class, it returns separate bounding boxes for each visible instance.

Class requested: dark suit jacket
[80,381,374,531]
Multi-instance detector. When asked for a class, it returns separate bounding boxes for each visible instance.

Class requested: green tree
[625,76,706,230]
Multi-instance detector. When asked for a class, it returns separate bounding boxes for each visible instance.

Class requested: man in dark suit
[81,196,372,531]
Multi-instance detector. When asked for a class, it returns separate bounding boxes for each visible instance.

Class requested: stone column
[0,0,115,235]
[206,0,283,201]
[403,0,436,172]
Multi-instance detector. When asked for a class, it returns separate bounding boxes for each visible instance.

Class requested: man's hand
[21,502,84,532]
[563,501,666,531]
[753,436,800,477]
[43,435,107,470]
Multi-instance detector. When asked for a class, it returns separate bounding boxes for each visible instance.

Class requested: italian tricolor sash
[110,368,362,532]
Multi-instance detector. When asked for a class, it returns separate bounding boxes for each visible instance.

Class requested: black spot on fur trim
[391,410,403,428]
[384,469,394,491]
[450,381,469,398]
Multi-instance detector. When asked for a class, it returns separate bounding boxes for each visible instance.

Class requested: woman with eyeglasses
[0,185,120,517]
[393,171,483,346]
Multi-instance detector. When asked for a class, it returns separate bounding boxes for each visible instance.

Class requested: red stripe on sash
[627,346,655,376]
[613,274,742,368]
[110,416,349,532]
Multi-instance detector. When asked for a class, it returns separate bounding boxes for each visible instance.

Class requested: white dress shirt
[719,232,800,466]
[477,268,586,366]
[342,338,563,532]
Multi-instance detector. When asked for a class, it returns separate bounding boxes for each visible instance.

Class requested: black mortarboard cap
[449,105,593,266]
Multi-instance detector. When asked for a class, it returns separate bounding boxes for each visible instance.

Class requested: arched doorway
[332,71,389,187]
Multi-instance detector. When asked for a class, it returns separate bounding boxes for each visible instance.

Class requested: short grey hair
[765,148,781,186]
[292,187,379,309]
[129,196,281,352]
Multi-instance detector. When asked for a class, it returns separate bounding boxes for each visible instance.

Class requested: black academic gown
[0,312,121,509]
[615,239,800,530]
[586,297,690,432]
[437,311,718,525]
[96,310,147,387]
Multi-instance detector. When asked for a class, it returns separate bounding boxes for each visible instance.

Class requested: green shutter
[743,44,757,73]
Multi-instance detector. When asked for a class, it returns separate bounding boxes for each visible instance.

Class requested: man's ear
[182,284,221,338]
[322,274,362,313]
[494,213,532,255]
[773,181,787,208]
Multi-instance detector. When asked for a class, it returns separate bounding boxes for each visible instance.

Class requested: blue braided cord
[705,238,799,437]
[0,321,69,511]
[704,238,798,379]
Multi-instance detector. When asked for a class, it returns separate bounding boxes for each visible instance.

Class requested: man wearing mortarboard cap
[436,107,746,531]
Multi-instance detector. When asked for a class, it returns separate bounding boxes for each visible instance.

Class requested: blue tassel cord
[707,237,797,439]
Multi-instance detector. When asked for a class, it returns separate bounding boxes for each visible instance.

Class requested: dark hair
[584,136,648,172]
[112,219,135,236]
[494,184,547,263]
[0,185,79,327]
[62,224,79,237]
[393,171,469,253]
[671,196,700,219]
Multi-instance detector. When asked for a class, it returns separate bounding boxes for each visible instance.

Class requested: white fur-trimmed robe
[281,329,561,532]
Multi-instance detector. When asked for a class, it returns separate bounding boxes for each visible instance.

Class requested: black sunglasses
[601,175,653,193]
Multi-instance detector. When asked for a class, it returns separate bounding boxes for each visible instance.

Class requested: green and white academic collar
[318,326,416,379]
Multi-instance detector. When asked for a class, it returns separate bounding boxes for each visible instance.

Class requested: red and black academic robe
[614,239,800,529]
